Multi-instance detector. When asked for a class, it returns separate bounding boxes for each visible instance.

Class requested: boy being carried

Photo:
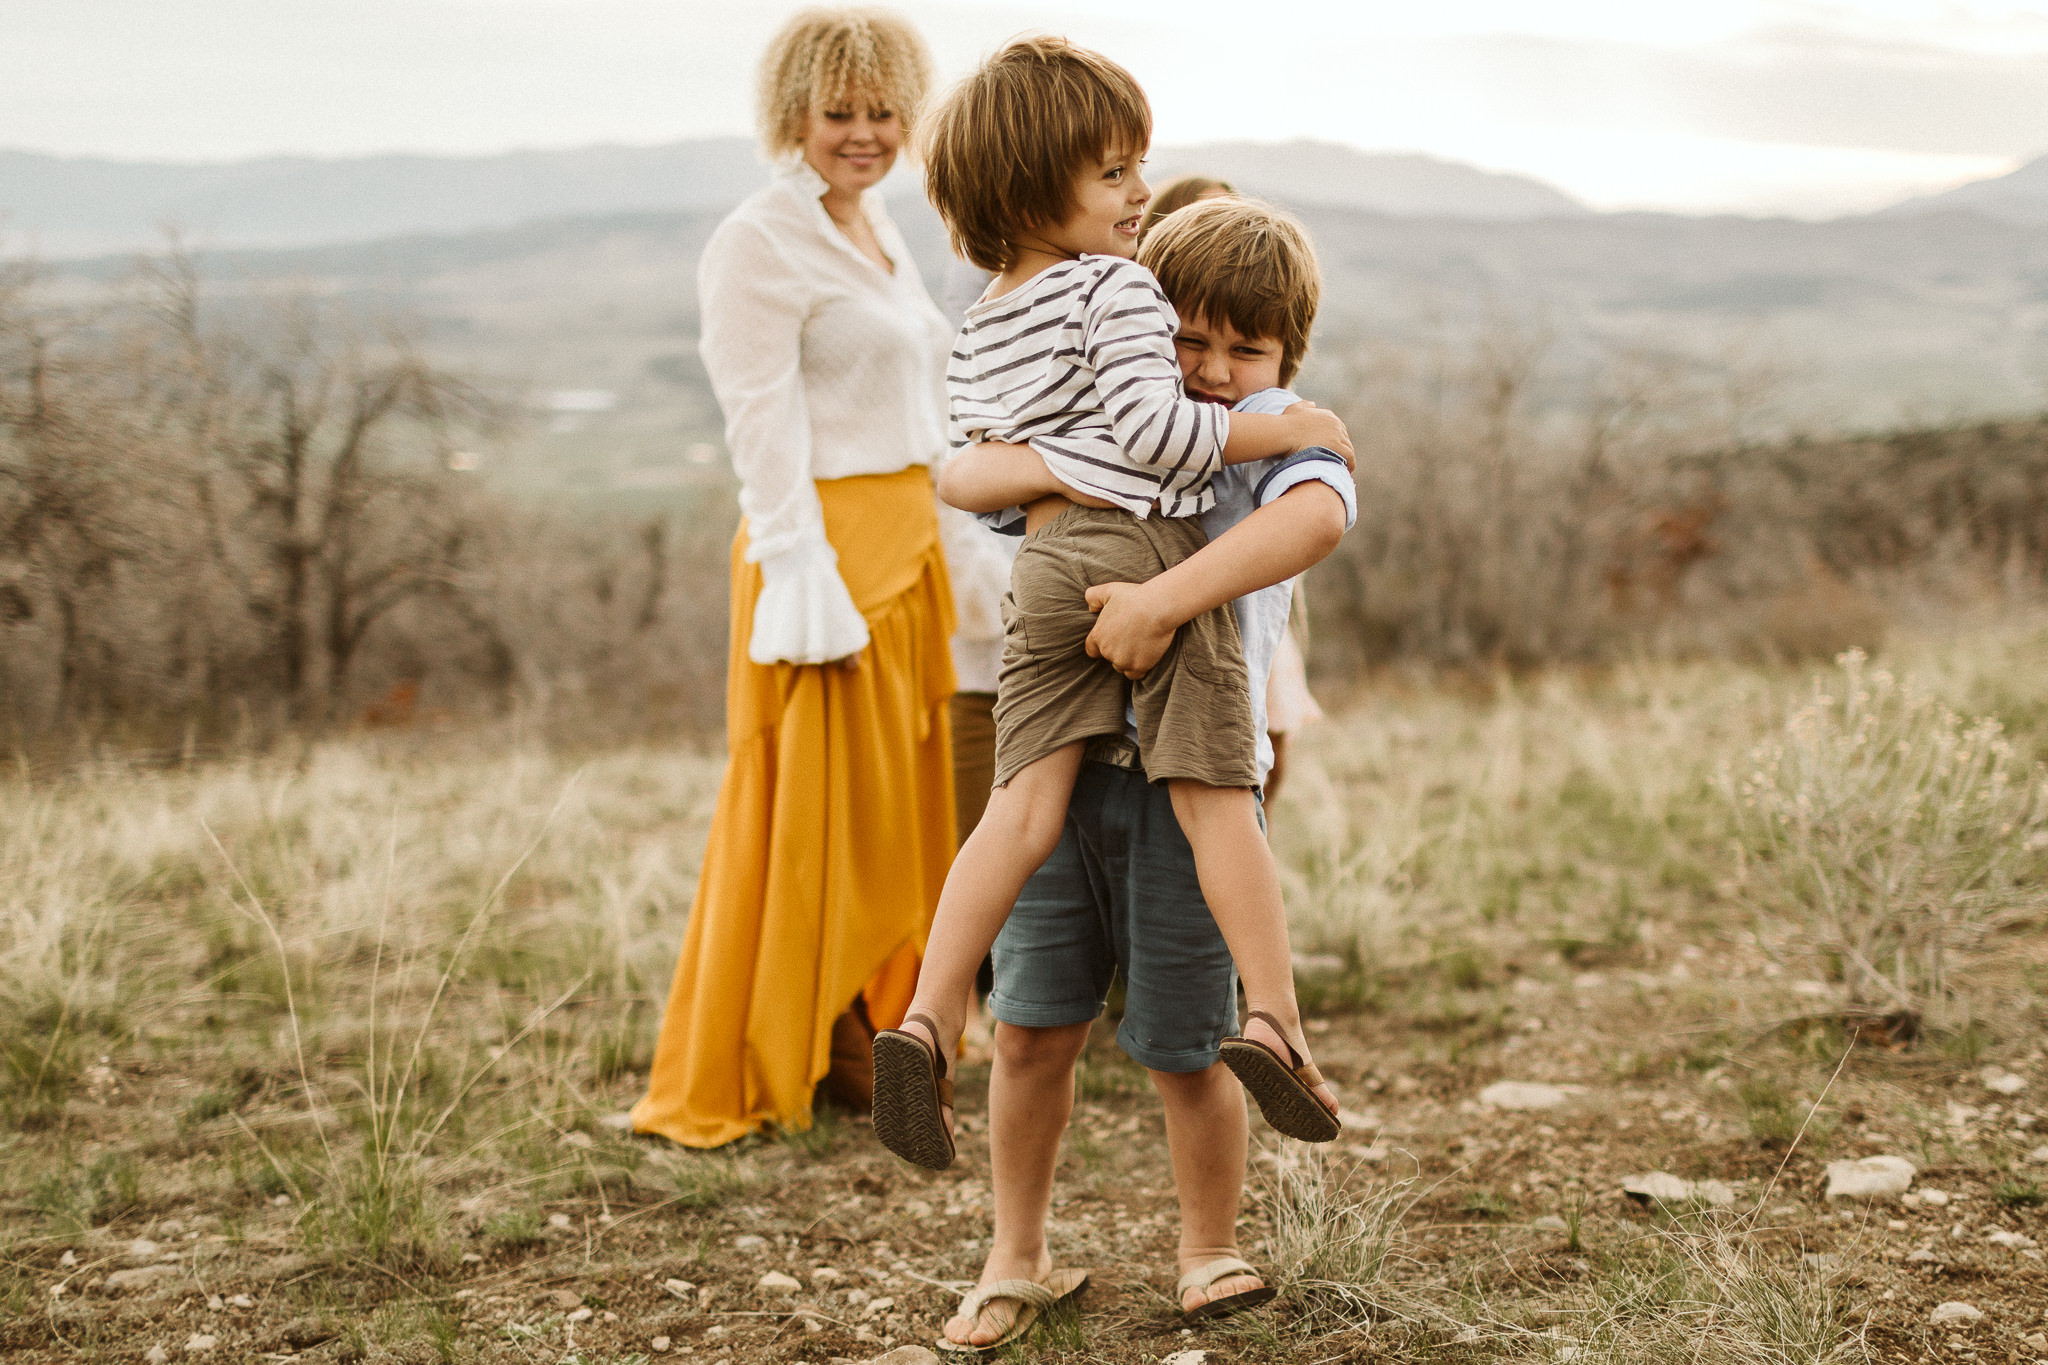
[871,35,1345,1174]
[934,192,1358,1352]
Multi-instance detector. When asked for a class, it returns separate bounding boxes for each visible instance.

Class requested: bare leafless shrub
[1307,317,2048,675]
[0,254,735,748]
[1308,319,1796,669]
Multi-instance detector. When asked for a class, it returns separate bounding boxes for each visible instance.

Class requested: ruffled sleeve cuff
[748,536,872,666]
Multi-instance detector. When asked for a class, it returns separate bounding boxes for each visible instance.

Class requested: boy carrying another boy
[872,35,1347,1181]
[932,183,1356,1353]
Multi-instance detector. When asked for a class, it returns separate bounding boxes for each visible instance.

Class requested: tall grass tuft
[215,780,582,1272]
[1257,1143,1427,1332]
[1559,1216,1863,1365]
[1727,649,2048,1023]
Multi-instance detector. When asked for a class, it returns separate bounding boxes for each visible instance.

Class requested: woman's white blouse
[697,159,953,665]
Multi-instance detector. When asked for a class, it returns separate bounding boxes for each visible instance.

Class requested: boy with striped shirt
[931,189,1357,1354]
[872,36,1346,1182]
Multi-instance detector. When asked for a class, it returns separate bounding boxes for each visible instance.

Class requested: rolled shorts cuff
[1115,1030,1226,1074]
[985,991,1104,1031]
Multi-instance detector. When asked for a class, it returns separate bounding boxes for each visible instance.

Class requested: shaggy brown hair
[1138,174,1235,239]
[755,8,934,157]
[1139,196,1320,386]
[920,36,1152,272]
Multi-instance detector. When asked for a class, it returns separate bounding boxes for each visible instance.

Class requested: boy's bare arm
[937,441,1117,513]
[1084,481,1347,679]
[1221,403,1354,468]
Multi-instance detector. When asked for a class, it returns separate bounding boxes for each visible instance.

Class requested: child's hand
[1283,401,1354,469]
[1084,581,1176,680]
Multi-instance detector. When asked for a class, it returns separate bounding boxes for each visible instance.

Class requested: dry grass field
[7,624,2048,1364]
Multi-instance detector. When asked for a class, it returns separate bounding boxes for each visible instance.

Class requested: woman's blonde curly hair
[756,8,935,157]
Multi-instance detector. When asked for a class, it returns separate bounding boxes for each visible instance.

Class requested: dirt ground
[10,945,2048,1365]
[11,644,2048,1362]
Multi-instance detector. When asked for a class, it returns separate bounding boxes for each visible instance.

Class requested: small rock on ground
[1163,1351,1210,1365]
[1532,1215,1570,1232]
[1980,1067,2028,1095]
[1622,1172,1737,1207]
[545,1289,582,1310]
[1824,1155,1915,1201]
[1930,1302,1984,1326]
[144,1348,169,1365]
[185,1334,218,1352]
[862,1348,941,1365]
[103,1264,182,1293]
[1479,1081,1580,1110]
[758,1270,803,1293]
[278,1317,336,1349]
[276,1317,335,1350]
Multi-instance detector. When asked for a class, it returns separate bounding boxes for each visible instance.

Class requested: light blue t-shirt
[1189,387,1357,783]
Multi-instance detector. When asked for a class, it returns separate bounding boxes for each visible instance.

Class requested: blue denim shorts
[987,753,1240,1072]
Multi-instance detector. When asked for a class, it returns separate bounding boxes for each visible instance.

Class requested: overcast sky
[10,0,2048,215]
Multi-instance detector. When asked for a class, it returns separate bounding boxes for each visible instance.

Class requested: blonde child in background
[1140,172,1233,235]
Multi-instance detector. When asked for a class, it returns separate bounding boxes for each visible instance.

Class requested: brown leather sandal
[1219,1008,1341,1142]
[1177,1254,1277,1322]
[871,1009,956,1169]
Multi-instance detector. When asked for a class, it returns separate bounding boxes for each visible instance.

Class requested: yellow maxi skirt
[631,465,958,1148]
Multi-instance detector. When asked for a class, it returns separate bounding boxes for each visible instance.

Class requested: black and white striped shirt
[948,255,1228,519]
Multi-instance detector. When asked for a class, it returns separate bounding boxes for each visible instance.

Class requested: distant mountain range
[1148,142,1589,220]
[0,139,765,257]
[14,136,2048,479]
[0,137,1596,258]
[73,185,2048,454]
[1882,153,2048,224]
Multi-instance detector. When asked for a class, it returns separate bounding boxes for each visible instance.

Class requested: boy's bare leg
[1166,781,1337,1117]
[1151,1061,1266,1312]
[895,742,1087,1080]
[945,1020,1091,1347]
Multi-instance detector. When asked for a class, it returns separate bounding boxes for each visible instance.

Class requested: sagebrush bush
[1727,649,2048,1022]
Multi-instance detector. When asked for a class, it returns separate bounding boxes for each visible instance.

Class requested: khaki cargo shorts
[992,505,1257,789]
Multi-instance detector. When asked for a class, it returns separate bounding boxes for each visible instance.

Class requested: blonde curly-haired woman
[632,7,958,1148]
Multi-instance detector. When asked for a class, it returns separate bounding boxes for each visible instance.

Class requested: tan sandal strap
[1176,1255,1259,1295]
[1245,1009,1305,1070]
[937,1076,954,1108]
[1294,1063,1326,1088]
[959,1277,1057,1322]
